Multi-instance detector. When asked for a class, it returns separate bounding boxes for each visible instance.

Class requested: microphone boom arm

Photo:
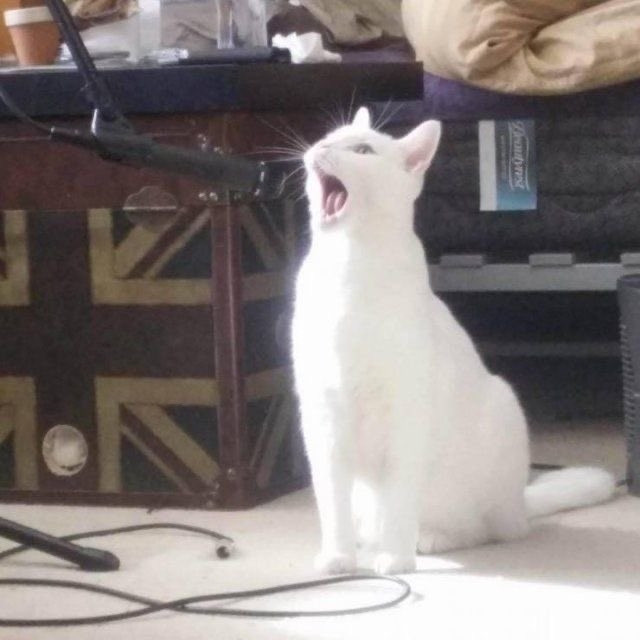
[37,0,287,199]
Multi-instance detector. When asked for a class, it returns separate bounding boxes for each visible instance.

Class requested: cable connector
[215,539,235,559]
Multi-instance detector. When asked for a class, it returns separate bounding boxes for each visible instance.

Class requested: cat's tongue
[321,174,348,221]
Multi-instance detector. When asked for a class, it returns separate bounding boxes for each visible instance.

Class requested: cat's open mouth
[317,169,348,222]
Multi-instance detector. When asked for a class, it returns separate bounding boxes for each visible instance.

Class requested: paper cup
[3,6,60,65]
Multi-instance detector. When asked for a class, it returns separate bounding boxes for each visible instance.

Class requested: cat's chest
[294,244,435,364]
[296,277,405,344]
[297,247,424,306]
[295,283,429,371]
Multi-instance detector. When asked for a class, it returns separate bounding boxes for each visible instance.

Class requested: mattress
[342,40,640,259]
[412,117,640,260]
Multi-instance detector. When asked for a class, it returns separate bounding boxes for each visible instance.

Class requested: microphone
[0,516,120,572]
[49,125,288,200]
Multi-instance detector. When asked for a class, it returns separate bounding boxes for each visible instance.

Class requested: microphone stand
[0,0,292,571]
[45,0,288,199]
[0,516,120,571]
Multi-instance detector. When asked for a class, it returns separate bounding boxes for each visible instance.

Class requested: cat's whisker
[235,137,305,157]
[257,117,309,154]
[238,149,302,159]
[319,106,343,131]
[326,96,347,128]
[284,164,306,178]
[339,102,348,127]
[281,119,310,148]
[283,173,305,191]
[372,98,392,130]
[287,186,306,201]
[287,172,307,189]
[374,102,407,131]
[256,154,303,163]
[272,117,310,153]
[239,145,301,153]
[346,87,359,125]
[345,86,358,124]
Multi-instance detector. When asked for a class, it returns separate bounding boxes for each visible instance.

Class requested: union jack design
[0,210,29,307]
[0,195,307,507]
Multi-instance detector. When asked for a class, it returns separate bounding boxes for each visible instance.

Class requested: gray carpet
[0,419,636,640]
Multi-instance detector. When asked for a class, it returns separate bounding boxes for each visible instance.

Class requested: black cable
[43,0,133,128]
[0,523,234,563]
[0,83,51,134]
[0,523,412,627]
[0,458,627,627]
[0,83,97,152]
[0,575,411,626]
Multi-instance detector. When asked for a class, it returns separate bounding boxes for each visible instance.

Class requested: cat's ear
[399,120,441,175]
[352,107,371,130]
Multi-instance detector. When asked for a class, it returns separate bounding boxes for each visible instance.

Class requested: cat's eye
[351,143,375,155]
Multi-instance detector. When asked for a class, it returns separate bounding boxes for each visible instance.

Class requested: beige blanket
[403,0,640,94]
[299,0,403,44]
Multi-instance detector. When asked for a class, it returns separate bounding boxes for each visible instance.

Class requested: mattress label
[478,119,537,211]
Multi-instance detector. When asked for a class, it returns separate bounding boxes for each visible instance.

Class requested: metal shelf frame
[429,252,640,293]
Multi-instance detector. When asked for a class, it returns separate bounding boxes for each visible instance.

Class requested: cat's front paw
[314,550,357,575]
[370,552,416,575]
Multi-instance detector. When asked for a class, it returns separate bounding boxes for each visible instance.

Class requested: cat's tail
[524,466,616,519]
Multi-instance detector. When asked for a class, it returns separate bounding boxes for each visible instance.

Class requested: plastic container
[138,0,160,59]
[3,5,59,65]
[71,13,141,62]
[218,0,267,49]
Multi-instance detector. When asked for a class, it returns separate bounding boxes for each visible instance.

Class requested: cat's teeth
[324,190,347,220]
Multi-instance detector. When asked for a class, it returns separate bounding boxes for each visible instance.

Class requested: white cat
[291,107,616,576]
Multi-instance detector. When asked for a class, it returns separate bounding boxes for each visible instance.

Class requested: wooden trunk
[0,111,326,509]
